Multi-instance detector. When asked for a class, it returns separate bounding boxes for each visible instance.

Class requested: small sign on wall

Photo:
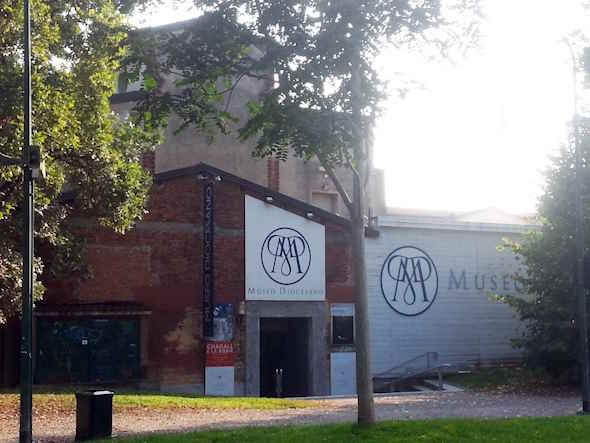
[330,352,356,395]
[205,341,234,396]
[205,341,234,366]
[211,304,235,342]
[205,367,234,396]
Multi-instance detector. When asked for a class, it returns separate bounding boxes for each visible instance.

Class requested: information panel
[330,352,356,395]
[205,367,234,396]
[205,341,234,396]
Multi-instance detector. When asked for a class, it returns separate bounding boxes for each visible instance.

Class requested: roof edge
[154,162,352,228]
[377,215,537,234]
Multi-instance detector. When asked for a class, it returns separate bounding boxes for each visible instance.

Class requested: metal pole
[19,0,34,439]
[563,37,590,414]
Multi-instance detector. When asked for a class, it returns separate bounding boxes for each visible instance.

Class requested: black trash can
[75,390,114,441]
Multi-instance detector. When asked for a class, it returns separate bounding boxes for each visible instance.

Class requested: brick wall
[267,158,280,191]
[42,172,354,391]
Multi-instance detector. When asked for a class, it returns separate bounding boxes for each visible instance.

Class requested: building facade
[366,209,534,374]
[29,164,356,395]
[0,185,535,392]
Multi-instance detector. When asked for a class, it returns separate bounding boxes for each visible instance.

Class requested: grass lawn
[445,367,568,393]
[0,388,315,415]
[112,393,314,410]
[97,416,590,443]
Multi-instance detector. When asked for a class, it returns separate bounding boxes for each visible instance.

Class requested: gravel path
[0,391,581,443]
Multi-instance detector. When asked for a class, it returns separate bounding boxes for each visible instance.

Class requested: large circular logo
[380,245,438,316]
[261,227,311,285]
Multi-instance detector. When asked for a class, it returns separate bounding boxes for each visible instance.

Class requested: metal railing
[373,352,450,392]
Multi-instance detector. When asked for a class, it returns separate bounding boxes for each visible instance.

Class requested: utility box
[75,390,114,441]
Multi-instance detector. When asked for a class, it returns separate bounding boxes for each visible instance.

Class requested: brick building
[0,162,537,393]
[0,18,377,394]
[2,163,357,395]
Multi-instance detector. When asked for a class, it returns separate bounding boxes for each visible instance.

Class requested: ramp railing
[373,352,450,392]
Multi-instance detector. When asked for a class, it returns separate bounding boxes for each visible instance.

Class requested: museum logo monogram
[261,227,311,285]
[380,245,439,316]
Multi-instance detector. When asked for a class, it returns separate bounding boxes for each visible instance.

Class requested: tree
[131,0,480,424]
[502,120,590,380]
[0,0,164,324]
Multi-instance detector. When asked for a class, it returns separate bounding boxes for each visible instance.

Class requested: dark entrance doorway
[260,317,309,397]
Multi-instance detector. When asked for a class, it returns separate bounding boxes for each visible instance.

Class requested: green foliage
[124,11,258,142]
[502,122,590,378]
[445,367,556,392]
[0,0,159,323]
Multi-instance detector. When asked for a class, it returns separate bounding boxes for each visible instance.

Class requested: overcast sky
[133,1,590,215]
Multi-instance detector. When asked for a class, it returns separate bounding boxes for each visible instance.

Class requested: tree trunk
[351,179,375,425]
[350,44,376,425]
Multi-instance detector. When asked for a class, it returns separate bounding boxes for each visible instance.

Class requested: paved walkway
[0,391,581,442]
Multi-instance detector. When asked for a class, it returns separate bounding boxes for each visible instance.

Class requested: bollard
[75,390,114,441]
[274,368,283,398]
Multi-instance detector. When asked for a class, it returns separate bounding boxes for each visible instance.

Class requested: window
[332,316,354,345]
[331,304,354,346]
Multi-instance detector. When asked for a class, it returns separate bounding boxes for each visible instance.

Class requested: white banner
[245,195,326,301]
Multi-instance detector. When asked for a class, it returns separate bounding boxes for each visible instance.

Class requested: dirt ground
[0,390,582,443]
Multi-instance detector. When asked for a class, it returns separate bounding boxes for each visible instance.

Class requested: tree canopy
[133,1,481,181]
[502,120,590,379]
[0,0,160,323]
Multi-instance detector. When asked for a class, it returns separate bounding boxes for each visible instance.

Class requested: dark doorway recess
[260,317,310,397]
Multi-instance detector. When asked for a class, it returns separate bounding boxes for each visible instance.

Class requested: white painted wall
[366,221,529,372]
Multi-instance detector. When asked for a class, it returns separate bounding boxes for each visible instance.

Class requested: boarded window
[36,318,140,384]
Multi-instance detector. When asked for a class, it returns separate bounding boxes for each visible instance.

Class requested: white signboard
[205,366,234,396]
[245,195,326,301]
[330,352,356,395]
